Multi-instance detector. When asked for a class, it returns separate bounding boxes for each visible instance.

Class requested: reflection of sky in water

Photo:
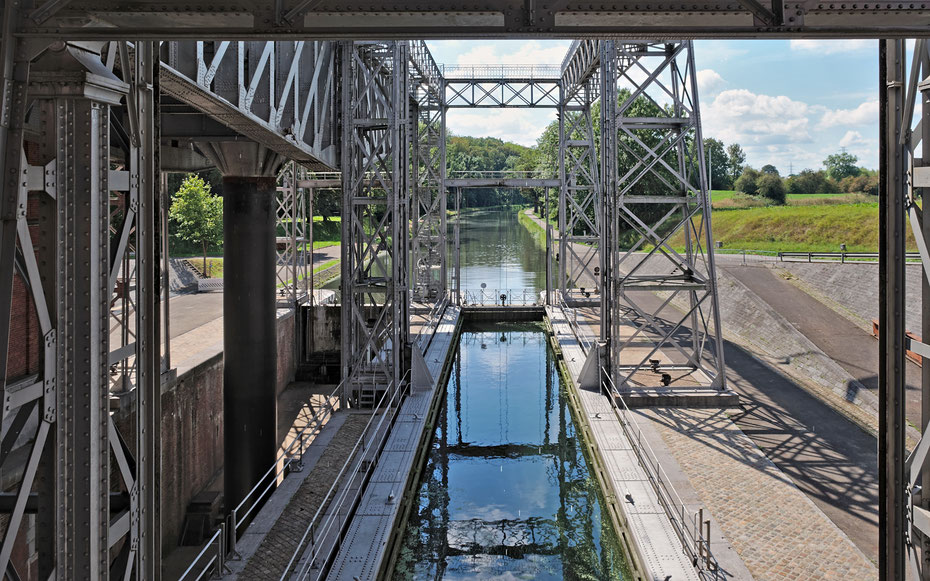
[394,325,629,580]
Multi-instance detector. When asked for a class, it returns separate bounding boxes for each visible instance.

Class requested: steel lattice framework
[340,41,410,406]
[0,5,926,579]
[558,55,603,309]
[444,66,560,108]
[0,35,161,579]
[880,38,930,581]
[276,161,310,307]
[409,40,446,302]
[161,40,338,169]
[602,40,726,390]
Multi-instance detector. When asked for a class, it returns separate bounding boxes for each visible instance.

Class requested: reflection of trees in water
[393,330,629,580]
[452,210,546,291]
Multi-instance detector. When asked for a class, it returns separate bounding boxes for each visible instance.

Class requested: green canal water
[393,322,630,580]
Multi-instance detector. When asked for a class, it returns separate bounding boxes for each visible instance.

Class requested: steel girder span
[13,2,930,38]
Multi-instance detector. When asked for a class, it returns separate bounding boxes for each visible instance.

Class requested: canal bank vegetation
[516,209,547,250]
[672,201,916,253]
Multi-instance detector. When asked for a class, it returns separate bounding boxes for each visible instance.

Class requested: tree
[703,137,730,190]
[734,167,761,196]
[840,173,880,196]
[823,151,860,181]
[315,189,340,222]
[760,164,780,176]
[786,169,838,195]
[757,173,787,204]
[726,143,747,185]
[169,175,223,277]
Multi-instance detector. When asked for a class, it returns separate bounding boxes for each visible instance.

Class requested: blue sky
[427,39,880,174]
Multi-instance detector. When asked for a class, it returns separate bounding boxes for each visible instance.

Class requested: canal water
[322,208,546,293]
[456,208,546,294]
[393,323,630,580]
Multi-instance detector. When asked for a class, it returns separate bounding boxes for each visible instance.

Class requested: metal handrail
[284,369,411,581]
[461,288,539,306]
[175,379,344,581]
[713,248,922,264]
[776,250,920,263]
[441,64,561,79]
[446,169,556,179]
[177,523,227,581]
[568,307,596,353]
[414,293,449,351]
[600,369,723,580]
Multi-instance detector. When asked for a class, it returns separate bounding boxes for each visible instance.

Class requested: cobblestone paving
[641,408,877,581]
[238,414,371,579]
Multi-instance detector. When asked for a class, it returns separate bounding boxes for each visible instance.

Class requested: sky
[427,39,881,174]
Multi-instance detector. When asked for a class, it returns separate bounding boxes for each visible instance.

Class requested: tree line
[729,149,878,205]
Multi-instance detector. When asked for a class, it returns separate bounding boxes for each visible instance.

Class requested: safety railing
[600,369,723,580]
[284,370,411,581]
[441,64,562,79]
[176,380,344,581]
[446,169,556,180]
[413,293,449,351]
[177,523,230,581]
[714,248,922,264]
[776,251,921,263]
[566,307,596,354]
[712,249,779,264]
[461,288,541,306]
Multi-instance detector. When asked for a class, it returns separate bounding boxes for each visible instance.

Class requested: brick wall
[159,354,225,550]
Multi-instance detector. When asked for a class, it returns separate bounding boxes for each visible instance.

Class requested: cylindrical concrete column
[223,176,278,512]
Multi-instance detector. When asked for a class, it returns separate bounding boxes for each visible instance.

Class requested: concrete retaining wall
[775,260,923,332]
[629,255,883,431]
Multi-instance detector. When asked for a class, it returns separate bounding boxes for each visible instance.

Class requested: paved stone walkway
[640,408,877,580]
[237,414,371,579]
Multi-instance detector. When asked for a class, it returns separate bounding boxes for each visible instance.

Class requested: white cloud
[697,69,726,98]
[839,130,867,148]
[702,88,820,171]
[446,109,556,147]
[819,100,879,129]
[453,40,570,67]
[789,39,875,55]
[704,88,812,145]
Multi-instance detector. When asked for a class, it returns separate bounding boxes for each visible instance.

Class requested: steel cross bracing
[340,41,411,407]
[409,40,447,302]
[880,38,930,581]
[160,40,338,169]
[602,41,726,390]
[276,161,311,308]
[557,58,603,309]
[13,2,930,38]
[0,37,161,579]
[444,65,560,108]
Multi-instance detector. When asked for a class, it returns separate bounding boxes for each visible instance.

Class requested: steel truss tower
[0,37,161,578]
[340,41,410,406]
[276,161,310,308]
[558,45,603,310]
[601,40,725,391]
[880,38,930,581]
[409,41,447,303]
[560,40,725,391]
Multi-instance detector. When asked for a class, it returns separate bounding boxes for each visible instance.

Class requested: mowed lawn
[671,199,917,253]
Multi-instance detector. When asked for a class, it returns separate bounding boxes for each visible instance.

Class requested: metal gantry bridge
[0,3,929,580]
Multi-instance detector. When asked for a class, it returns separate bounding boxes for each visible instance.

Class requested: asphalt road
[722,264,923,434]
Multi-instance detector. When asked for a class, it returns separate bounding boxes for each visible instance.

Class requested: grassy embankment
[514,190,914,254]
[517,209,547,249]
[688,190,915,253]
